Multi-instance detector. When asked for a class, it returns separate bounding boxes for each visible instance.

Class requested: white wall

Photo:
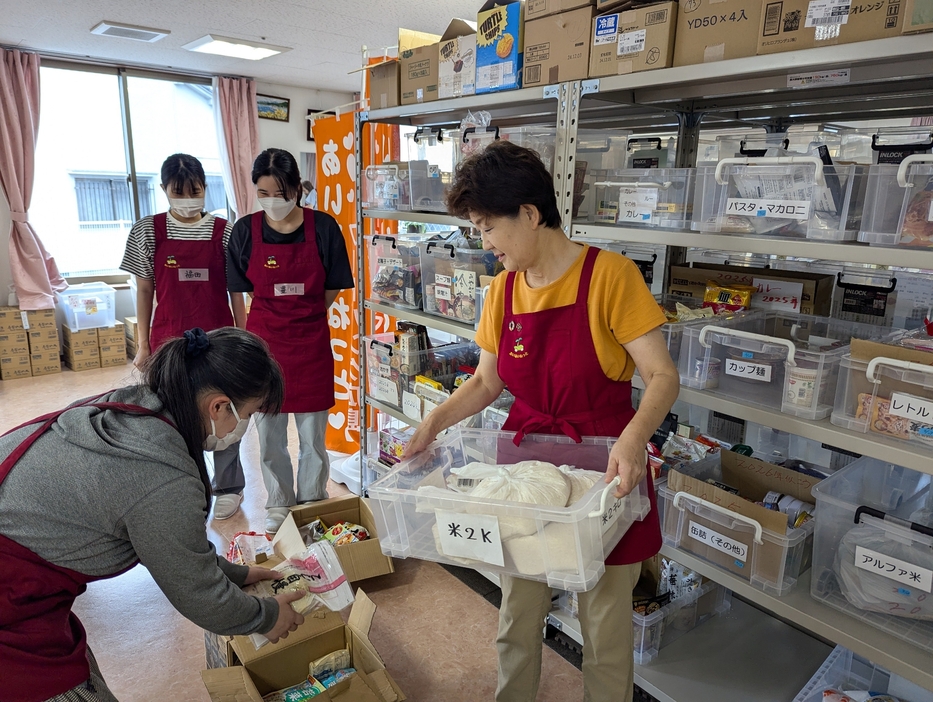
[254,81,352,158]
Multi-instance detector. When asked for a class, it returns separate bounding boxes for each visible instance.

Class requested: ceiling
[0,0,479,92]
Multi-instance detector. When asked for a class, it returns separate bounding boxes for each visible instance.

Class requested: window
[33,66,227,279]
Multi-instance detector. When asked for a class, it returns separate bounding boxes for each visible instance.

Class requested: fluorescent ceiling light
[183,35,290,60]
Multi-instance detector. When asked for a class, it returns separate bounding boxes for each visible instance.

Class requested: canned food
[692,357,721,389]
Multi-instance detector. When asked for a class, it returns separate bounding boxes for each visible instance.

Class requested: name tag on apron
[179,269,209,281]
[274,284,305,296]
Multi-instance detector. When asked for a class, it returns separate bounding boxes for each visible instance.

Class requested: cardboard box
[527,0,595,19]
[65,357,101,372]
[667,263,834,316]
[124,316,139,341]
[23,308,56,330]
[596,0,629,10]
[524,6,595,85]
[400,42,441,105]
[758,0,904,54]
[476,0,525,93]
[64,344,101,361]
[438,19,478,99]
[368,62,401,111]
[673,0,763,65]
[99,342,127,359]
[1,354,32,380]
[290,496,394,583]
[31,355,62,377]
[589,2,678,77]
[30,350,60,364]
[28,330,60,355]
[63,326,99,349]
[97,322,125,346]
[902,0,933,31]
[100,355,128,369]
[0,332,29,356]
[0,307,25,334]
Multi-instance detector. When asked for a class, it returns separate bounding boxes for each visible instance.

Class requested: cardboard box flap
[230,610,344,665]
[368,669,403,702]
[442,18,478,40]
[719,451,821,504]
[201,666,263,702]
[271,512,306,560]
[348,589,377,639]
[399,27,441,52]
[479,0,522,10]
[850,338,933,366]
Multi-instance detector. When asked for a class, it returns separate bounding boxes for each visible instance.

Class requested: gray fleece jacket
[0,386,277,636]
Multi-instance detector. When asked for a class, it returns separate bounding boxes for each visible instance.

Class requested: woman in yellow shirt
[406,141,680,702]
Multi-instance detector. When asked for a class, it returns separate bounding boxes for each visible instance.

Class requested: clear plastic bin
[574,130,633,221]
[56,283,116,330]
[677,311,767,390]
[363,333,479,413]
[404,127,458,169]
[408,160,451,213]
[658,456,816,596]
[831,353,933,447]
[811,456,933,654]
[870,126,933,165]
[362,163,410,211]
[586,168,695,229]
[693,313,884,421]
[366,235,422,309]
[367,428,652,591]
[455,125,558,174]
[793,644,933,702]
[693,157,869,241]
[421,241,498,325]
[858,156,933,248]
[625,136,677,169]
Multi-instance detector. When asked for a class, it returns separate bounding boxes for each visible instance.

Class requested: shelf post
[555,81,583,233]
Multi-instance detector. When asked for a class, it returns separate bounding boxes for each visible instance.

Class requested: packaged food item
[372,262,421,307]
[317,669,356,688]
[261,678,327,702]
[658,558,700,601]
[322,522,370,546]
[856,393,933,445]
[226,532,273,566]
[706,478,740,495]
[299,518,328,545]
[632,591,672,615]
[379,426,416,465]
[762,491,816,528]
[309,649,351,680]
[702,281,756,313]
[661,433,712,471]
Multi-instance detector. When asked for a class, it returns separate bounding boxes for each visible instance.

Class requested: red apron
[245,209,334,414]
[150,213,233,351]
[0,398,174,702]
[497,245,661,566]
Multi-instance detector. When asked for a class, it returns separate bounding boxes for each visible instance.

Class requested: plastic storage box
[693,156,869,241]
[366,235,423,309]
[367,428,652,591]
[421,241,497,325]
[858,155,933,248]
[793,645,933,702]
[574,130,632,221]
[677,310,767,390]
[362,164,410,211]
[586,168,695,229]
[831,353,933,448]
[692,313,884,421]
[811,456,933,653]
[658,453,817,596]
[56,283,116,330]
[407,160,450,213]
[404,127,458,169]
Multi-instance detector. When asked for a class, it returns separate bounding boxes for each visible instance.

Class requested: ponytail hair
[141,327,285,507]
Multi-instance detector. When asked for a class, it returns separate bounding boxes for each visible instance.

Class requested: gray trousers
[46,647,118,702]
[210,443,244,495]
[254,411,330,508]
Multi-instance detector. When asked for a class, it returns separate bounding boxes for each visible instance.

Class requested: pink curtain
[911,117,933,126]
[213,76,260,220]
[0,49,66,310]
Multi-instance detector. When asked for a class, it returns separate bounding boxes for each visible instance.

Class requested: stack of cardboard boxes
[63,322,127,372]
[124,316,139,359]
[98,322,127,369]
[0,307,61,381]
[26,310,61,378]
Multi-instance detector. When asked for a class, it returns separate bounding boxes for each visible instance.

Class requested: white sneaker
[265,507,292,534]
[213,493,243,520]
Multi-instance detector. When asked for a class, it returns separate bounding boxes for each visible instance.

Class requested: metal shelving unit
[363,300,476,340]
[362,209,471,228]
[366,396,421,428]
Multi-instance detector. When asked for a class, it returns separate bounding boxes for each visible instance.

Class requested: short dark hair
[161,154,206,196]
[252,148,302,205]
[446,140,561,228]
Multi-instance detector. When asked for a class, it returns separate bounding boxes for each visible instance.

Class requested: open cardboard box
[363,29,439,110]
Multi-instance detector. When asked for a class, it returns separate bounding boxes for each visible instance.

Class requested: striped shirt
[120,213,234,281]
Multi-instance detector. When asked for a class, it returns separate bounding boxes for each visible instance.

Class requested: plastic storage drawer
[831,354,933,447]
[362,164,410,211]
[404,127,458,168]
[658,458,816,596]
[421,242,497,325]
[366,235,423,309]
[455,126,557,174]
[363,333,479,413]
[56,283,116,330]
[407,160,450,213]
[692,157,869,241]
[793,644,933,702]
[367,428,652,591]
[810,456,933,654]
[858,156,933,248]
[586,168,695,229]
[677,310,767,390]
[692,313,884,420]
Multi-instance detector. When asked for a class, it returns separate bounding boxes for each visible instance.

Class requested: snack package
[318,669,356,689]
[658,558,701,601]
[632,591,672,615]
[309,649,351,680]
[261,678,327,702]
[227,532,274,566]
[298,518,328,546]
[322,522,370,546]
[661,433,712,471]
[857,393,933,445]
[702,281,756,314]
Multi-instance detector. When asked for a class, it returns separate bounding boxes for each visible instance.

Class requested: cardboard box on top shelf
[399,30,442,106]
[22,308,56,330]
[365,29,439,110]
[0,332,29,356]
[673,0,764,66]
[1,354,32,380]
[902,0,933,31]
[667,262,834,316]
[438,19,478,99]
[97,322,125,347]
[526,0,595,20]
[757,0,903,54]
[0,307,25,334]
[523,5,596,85]
[588,1,678,77]
[27,329,60,355]
[63,326,99,349]
[476,0,526,94]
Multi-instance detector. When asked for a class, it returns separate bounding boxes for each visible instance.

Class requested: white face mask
[203,401,250,452]
[169,197,205,218]
[258,197,297,221]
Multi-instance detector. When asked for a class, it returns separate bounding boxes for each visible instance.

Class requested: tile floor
[0,363,582,701]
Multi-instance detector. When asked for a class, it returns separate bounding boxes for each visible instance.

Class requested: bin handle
[714,156,825,186]
[628,137,662,151]
[896,154,933,188]
[866,356,933,384]
[855,505,933,538]
[673,491,764,544]
[462,126,500,143]
[369,339,394,356]
[587,477,622,518]
[371,235,397,247]
[740,138,789,155]
[698,325,797,367]
[365,164,398,180]
[593,180,673,190]
[426,242,456,258]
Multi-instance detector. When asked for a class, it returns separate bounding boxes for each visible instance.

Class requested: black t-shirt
[226,210,355,293]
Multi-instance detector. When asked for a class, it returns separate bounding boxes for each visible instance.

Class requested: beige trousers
[496,562,641,702]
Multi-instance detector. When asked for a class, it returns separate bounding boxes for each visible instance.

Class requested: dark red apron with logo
[0,398,174,702]
[150,213,233,351]
[497,246,661,565]
[245,209,334,414]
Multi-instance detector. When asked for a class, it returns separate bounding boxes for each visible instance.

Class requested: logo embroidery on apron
[164,255,179,268]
